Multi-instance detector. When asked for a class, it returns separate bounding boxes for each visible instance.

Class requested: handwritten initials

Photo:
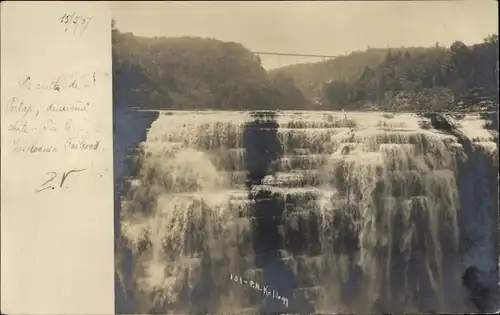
[35,169,87,193]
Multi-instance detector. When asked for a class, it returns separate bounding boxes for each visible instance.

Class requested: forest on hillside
[321,39,498,110]
[268,48,427,101]
[112,21,308,111]
[112,20,498,112]
[275,37,498,112]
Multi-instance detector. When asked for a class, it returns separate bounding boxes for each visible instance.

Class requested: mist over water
[115,110,498,314]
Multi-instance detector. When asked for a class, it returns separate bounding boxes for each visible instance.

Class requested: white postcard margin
[1,2,114,314]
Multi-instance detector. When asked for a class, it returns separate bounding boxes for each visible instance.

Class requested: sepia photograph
[111,1,499,314]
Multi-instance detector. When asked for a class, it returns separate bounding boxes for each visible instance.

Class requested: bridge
[251,51,339,69]
[253,51,339,59]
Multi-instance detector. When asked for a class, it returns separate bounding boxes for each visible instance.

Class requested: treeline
[112,22,310,110]
[321,36,499,111]
[113,19,498,112]
[272,36,498,111]
[268,48,414,101]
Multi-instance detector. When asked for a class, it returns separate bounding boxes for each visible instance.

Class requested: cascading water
[115,110,498,314]
[118,113,258,314]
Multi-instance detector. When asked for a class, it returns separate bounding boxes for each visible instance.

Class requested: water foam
[117,110,498,314]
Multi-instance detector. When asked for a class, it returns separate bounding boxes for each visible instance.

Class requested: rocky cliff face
[113,107,159,313]
[432,112,499,313]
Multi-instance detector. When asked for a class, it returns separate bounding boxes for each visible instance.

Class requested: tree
[404,50,411,60]
[323,81,349,109]
[269,73,309,110]
[483,34,498,45]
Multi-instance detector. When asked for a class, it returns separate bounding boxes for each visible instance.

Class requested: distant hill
[113,18,498,113]
[271,36,498,112]
[112,25,310,110]
[268,47,433,101]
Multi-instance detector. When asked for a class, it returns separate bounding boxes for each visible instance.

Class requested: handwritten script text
[230,273,289,307]
[3,68,105,192]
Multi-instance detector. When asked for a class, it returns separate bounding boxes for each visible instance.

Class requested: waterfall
[115,110,498,314]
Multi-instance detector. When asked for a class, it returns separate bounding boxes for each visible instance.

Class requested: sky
[112,1,499,70]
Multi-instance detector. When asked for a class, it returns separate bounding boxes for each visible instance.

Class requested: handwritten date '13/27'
[60,12,92,35]
[35,169,87,193]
